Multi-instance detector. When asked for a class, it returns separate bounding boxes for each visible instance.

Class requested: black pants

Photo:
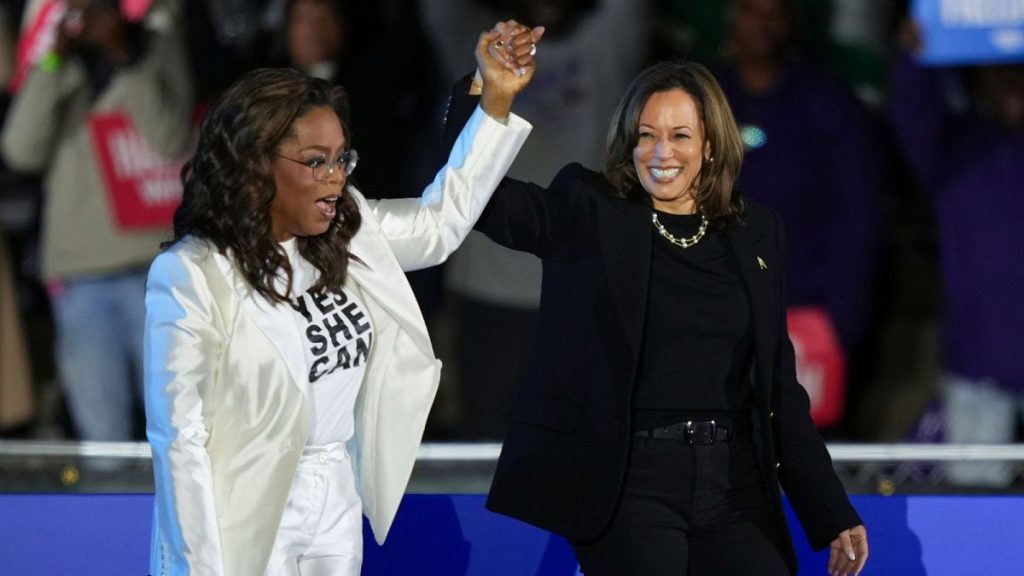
[571,433,791,576]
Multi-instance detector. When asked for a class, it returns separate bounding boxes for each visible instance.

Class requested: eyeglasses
[275,149,359,182]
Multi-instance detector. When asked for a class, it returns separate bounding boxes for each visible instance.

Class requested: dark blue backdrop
[2,493,1021,574]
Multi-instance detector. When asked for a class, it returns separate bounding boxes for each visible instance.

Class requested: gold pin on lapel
[757,256,767,270]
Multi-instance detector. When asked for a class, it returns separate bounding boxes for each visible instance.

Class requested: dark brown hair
[170,67,362,302]
[605,61,745,228]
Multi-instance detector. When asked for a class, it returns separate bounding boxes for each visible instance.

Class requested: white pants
[944,374,1024,488]
[263,442,363,575]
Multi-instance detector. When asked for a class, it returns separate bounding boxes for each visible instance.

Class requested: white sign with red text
[88,112,184,230]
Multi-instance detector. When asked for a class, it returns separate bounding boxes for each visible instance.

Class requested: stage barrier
[2,442,1023,575]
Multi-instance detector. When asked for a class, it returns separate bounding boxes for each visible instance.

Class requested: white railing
[3,440,1024,461]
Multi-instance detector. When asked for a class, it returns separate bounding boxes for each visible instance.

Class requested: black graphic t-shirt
[281,239,374,445]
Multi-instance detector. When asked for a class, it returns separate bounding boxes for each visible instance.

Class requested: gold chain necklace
[651,212,708,249]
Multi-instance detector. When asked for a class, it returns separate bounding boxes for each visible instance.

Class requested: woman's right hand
[474,20,545,120]
[828,524,869,576]
[53,7,85,56]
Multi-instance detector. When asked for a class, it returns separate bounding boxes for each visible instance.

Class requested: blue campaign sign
[913,0,1024,65]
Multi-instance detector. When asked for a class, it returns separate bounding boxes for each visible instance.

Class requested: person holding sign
[143,21,541,575]
[444,60,868,575]
[0,0,193,441]
[890,17,1024,488]
[714,0,888,432]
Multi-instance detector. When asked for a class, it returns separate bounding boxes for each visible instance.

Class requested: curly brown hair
[605,61,745,229]
[169,67,362,302]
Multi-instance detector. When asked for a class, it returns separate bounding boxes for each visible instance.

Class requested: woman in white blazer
[144,23,543,575]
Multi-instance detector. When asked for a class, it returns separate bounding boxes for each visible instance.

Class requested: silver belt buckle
[685,420,717,445]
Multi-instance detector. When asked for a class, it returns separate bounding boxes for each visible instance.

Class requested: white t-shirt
[280,239,374,446]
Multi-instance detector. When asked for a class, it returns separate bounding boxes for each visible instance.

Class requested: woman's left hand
[828,524,869,576]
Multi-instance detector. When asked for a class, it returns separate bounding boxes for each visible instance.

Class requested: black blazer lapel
[726,219,779,392]
[596,198,651,361]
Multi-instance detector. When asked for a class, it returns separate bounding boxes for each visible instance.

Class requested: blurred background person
[1,0,194,441]
[712,0,888,436]
[420,0,652,439]
[0,5,11,86]
[0,225,35,435]
[889,16,1024,487]
[261,0,445,203]
[653,0,892,105]
[0,1,37,437]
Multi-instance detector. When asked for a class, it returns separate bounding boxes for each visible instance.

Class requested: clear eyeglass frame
[275,148,359,182]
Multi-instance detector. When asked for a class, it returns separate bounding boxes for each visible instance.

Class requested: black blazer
[444,88,862,574]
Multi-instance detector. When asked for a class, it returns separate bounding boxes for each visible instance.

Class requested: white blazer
[144,107,531,576]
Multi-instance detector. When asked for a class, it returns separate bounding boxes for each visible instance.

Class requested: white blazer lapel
[347,196,434,359]
[213,251,309,396]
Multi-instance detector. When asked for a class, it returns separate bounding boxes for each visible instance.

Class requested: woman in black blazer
[447,60,868,575]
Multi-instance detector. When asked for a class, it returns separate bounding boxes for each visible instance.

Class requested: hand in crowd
[54,1,122,58]
[473,20,545,119]
[53,6,85,56]
[828,524,869,576]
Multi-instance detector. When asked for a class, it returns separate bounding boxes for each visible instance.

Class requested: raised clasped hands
[828,524,869,576]
[474,20,545,120]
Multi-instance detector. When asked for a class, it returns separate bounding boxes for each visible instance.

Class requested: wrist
[469,69,483,95]
[480,91,512,124]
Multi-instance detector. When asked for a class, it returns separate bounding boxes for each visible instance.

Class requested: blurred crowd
[0,0,1021,487]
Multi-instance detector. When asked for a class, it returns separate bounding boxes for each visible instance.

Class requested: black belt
[633,419,749,445]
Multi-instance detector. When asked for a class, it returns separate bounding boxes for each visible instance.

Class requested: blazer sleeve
[0,59,88,172]
[440,80,594,258]
[118,14,196,159]
[769,210,863,550]
[366,104,531,271]
[473,163,594,259]
[144,248,225,575]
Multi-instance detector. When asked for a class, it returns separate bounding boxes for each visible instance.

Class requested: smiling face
[632,89,711,215]
[269,106,347,242]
